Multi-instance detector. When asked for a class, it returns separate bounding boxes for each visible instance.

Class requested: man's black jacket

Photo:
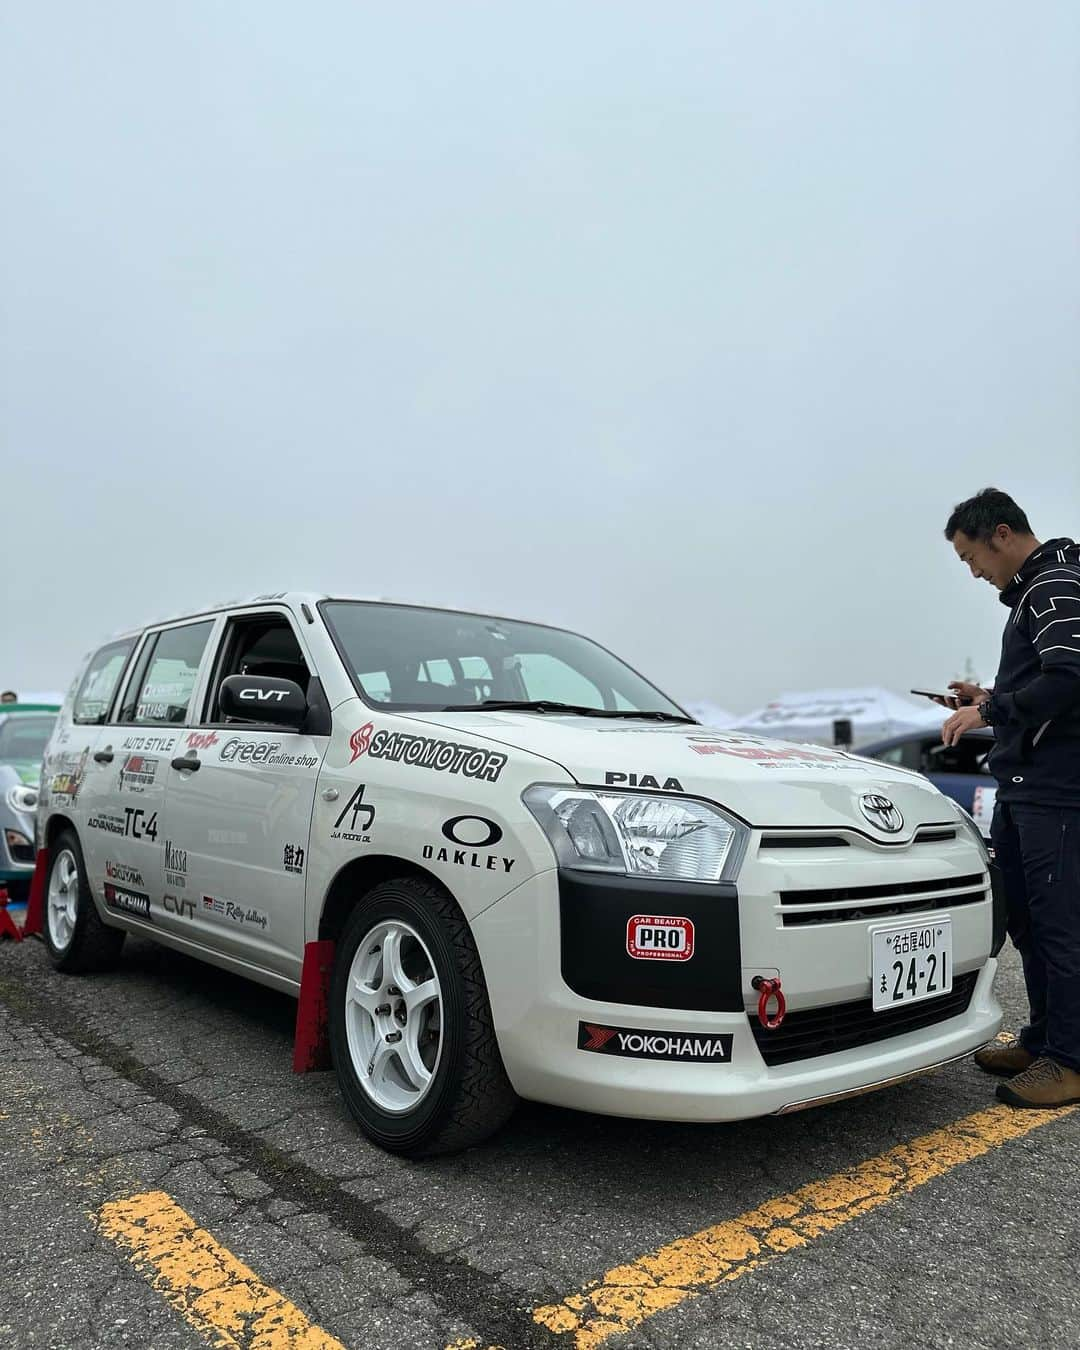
[987,537,1080,805]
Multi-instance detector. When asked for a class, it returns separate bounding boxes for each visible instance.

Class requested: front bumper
[472,868,1002,1122]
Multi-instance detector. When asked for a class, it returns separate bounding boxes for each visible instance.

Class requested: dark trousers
[991,802,1080,1071]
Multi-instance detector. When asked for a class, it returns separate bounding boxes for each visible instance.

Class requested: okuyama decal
[604,771,683,792]
[577,1021,732,1063]
[626,914,694,962]
[350,726,507,782]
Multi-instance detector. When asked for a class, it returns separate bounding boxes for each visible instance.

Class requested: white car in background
[34,594,1003,1155]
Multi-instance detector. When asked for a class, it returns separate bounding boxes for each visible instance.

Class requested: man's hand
[935,679,991,710]
[942,704,986,746]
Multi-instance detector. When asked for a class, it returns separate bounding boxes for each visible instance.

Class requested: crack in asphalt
[0,967,559,1350]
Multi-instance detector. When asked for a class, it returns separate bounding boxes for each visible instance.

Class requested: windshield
[0,714,55,764]
[321,602,687,717]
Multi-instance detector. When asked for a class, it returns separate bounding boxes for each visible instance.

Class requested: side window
[875,745,907,766]
[516,652,603,706]
[209,614,309,720]
[121,622,214,726]
[73,640,135,725]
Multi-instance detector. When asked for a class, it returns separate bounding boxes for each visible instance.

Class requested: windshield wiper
[439,699,694,723]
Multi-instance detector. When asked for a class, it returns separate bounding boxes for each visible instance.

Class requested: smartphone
[911,688,971,705]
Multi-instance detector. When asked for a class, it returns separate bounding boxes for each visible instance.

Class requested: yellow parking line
[94,1191,344,1349]
[534,1101,1077,1349]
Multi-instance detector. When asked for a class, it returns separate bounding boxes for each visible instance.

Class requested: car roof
[0,704,60,716]
[103,592,564,643]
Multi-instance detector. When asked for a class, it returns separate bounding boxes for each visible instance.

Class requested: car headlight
[950,799,989,863]
[5,784,38,815]
[523,784,748,882]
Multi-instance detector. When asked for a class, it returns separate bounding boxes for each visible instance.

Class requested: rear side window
[73,640,135,725]
[121,622,215,726]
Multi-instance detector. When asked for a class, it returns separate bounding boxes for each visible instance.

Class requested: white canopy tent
[681,699,738,729]
[731,686,946,747]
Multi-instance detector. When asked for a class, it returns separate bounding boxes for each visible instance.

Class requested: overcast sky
[3,3,1077,713]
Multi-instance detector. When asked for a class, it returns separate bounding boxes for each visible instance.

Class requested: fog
[3,2,1077,711]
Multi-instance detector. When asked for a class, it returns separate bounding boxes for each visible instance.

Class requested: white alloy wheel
[345,919,443,1113]
[47,848,79,952]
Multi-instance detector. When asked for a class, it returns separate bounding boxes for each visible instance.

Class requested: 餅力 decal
[626,914,695,962]
[119,755,158,793]
[349,723,374,763]
[283,843,305,874]
[577,1021,732,1062]
[105,860,144,888]
[356,728,507,782]
[330,784,375,843]
[604,771,684,792]
[104,883,151,921]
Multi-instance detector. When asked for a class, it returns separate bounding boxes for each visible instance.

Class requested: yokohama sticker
[626,914,694,962]
[577,1021,732,1062]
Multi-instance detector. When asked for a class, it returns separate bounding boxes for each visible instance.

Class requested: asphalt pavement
[0,932,1076,1350]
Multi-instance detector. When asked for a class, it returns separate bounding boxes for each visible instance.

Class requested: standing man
[942,487,1080,1107]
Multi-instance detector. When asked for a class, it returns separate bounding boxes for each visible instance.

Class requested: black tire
[42,829,126,973]
[329,874,517,1157]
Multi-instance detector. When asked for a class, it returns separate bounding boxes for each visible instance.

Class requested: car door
[63,636,140,898]
[90,618,218,929]
[164,608,327,982]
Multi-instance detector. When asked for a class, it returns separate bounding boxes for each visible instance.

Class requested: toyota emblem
[859,793,904,833]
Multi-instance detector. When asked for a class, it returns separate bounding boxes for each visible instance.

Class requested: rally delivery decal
[626,914,694,962]
[578,1022,732,1063]
[349,723,507,782]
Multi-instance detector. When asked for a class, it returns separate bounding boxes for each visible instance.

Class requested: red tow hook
[752,975,786,1030]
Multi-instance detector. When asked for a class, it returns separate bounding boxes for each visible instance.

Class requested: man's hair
[0,691,16,700]
[944,488,1033,542]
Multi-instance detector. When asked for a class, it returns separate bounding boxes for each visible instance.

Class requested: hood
[1001,537,1079,609]
[397,710,955,834]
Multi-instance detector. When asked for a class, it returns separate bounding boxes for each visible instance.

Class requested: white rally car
[33,594,1004,1155]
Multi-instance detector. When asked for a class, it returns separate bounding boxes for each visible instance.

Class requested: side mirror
[219,674,307,729]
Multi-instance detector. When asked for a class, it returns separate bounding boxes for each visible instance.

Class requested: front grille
[760,835,850,849]
[778,872,987,927]
[752,971,978,1066]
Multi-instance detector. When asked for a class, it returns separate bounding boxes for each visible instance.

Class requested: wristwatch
[977,699,993,726]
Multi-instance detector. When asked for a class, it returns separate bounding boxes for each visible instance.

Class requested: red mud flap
[22,850,49,939]
[0,887,22,942]
[293,939,335,1073]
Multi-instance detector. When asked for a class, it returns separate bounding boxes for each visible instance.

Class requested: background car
[0,702,59,900]
[858,726,995,838]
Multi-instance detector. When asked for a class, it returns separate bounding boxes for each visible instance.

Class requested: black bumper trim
[558,870,743,1012]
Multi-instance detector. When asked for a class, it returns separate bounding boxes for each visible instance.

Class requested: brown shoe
[973,1042,1036,1077]
[996,1057,1080,1109]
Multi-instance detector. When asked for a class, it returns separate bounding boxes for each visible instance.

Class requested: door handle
[171,755,201,772]
[93,749,114,764]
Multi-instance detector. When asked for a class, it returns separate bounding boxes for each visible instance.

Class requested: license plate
[871,918,953,1012]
